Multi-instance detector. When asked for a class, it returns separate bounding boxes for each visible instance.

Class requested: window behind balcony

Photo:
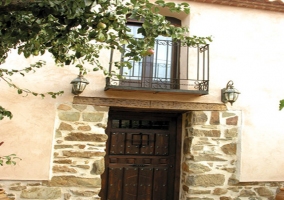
[106,17,209,95]
[120,17,181,89]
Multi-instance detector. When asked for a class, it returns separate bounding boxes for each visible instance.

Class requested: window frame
[119,17,182,89]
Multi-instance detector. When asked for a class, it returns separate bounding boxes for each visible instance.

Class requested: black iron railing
[105,39,209,95]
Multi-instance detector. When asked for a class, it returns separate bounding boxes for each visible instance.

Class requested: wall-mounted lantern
[70,72,89,95]
[221,80,240,105]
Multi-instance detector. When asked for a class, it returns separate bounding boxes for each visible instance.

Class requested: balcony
[105,39,209,95]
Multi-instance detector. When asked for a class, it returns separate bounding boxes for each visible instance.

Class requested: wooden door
[100,111,180,200]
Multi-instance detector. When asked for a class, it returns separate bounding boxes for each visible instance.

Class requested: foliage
[0,0,212,119]
[0,142,21,166]
[279,100,284,110]
[0,154,21,166]
[0,106,12,120]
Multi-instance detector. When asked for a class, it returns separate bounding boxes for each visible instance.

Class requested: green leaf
[153,7,160,13]
[155,0,165,6]
[279,99,284,110]
[181,2,189,6]
[137,27,146,36]
[4,0,12,6]
[84,0,94,6]
[130,0,137,4]
[165,2,176,8]
[184,8,190,14]
[48,1,55,7]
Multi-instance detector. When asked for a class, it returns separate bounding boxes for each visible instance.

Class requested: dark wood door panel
[137,167,153,200]
[109,131,170,156]
[124,167,139,200]
[101,111,180,200]
[106,166,172,200]
[152,167,169,200]
[107,168,123,200]
[109,132,126,155]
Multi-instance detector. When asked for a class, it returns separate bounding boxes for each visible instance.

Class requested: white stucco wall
[1,1,284,182]
[1,53,74,180]
[187,2,284,181]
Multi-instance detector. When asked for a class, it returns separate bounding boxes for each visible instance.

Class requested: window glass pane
[151,121,170,130]
[112,119,132,128]
[140,120,150,129]
[132,120,140,129]
[112,119,169,129]
[112,119,120,128]
[121,120,130,128]
[127,25,144,38]
[153,37,172,80]
[121,23,176,85]
[121,25,144,79]
[122,61,142,79]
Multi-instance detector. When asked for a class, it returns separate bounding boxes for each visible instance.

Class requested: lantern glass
[72,82,87,95]
[224,91,239,105]
[70,74,89,95]
[221,81,240,105]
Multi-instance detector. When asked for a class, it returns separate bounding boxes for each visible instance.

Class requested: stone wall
[1,106,284,199]
[0,103,109,200]
[180,111,284,200]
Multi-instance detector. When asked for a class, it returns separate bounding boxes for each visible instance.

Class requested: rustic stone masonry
[1,105,284,199]
[180,111,284,200]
